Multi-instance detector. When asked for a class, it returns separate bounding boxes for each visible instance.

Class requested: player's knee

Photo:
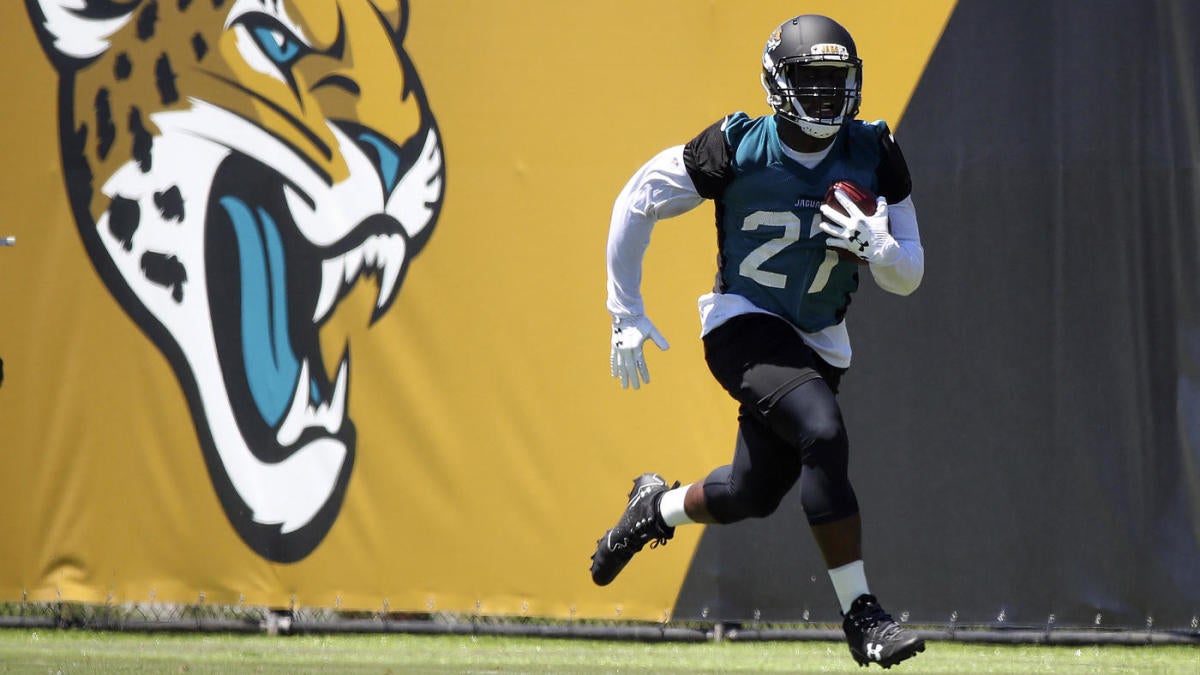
[703,477,785,522]
[802,482,859,525]
[765,383,845,456]
[712,490,784,521]
[798,418,847,466]
[799,464,858,525]
[803,413,844,447]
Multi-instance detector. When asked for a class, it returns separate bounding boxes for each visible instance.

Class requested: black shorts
[702,313,845,415]
[699,312,857,525]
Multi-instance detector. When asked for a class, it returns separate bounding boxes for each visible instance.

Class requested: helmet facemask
[762,55,862,139]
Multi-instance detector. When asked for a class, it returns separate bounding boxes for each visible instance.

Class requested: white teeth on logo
[313,232,408,323]
[276,358,348,447]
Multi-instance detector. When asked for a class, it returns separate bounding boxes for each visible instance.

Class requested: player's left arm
[868,127,924,296]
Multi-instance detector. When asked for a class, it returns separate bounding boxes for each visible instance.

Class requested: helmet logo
[766,28,783,53]
[810,43,850,58]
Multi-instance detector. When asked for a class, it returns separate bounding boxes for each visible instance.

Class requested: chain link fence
[2,601,1198,646]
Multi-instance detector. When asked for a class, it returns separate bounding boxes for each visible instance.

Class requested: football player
[591,14,926,669]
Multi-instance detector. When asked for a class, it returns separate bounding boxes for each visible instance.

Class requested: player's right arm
[605,146,706,388]
[866,128,924,295]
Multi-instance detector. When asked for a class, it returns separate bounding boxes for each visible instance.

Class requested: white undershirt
[606,144,924,369]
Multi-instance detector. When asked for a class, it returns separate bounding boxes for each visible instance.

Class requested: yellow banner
[0,0,952,621]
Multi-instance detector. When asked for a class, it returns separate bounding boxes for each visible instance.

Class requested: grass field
[0,629,1198,673]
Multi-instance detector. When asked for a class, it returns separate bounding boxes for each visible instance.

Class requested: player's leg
[705,314,923,668]
[697,313,849,530]
[590,401,805,585]
[690,411,802,524]
[590,314,804,585]
[758,374,862,571]
[760,355,924,669]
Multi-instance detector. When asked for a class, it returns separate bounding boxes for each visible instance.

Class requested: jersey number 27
[738,211,839,294]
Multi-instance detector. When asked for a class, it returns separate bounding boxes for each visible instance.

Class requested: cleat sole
[849,638,925,669]
[879,639,925,669]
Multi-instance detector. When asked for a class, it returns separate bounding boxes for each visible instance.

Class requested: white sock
[657,484,696,527]
[828,560,870,613]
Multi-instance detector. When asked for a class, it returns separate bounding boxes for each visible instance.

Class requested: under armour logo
[866,642,883,660]
[848,232,869,252]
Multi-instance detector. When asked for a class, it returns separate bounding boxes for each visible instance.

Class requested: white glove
[819,192,900,266]
[610,315,669,390]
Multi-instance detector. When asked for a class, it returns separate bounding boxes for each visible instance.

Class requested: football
[823,180,878,264]
[824,180,878,217]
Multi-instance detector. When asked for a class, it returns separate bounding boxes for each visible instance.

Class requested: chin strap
[765,91,846,139]
[774,109,842,141]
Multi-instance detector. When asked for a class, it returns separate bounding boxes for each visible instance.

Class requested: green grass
[0,629,1197,673]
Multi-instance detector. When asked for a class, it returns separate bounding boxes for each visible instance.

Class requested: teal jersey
[683,113,911,333]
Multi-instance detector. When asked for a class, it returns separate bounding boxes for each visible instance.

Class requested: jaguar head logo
[27,0,445,561]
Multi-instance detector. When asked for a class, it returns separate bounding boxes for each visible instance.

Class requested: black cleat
[842,594,925,668]
[589,473,676,586]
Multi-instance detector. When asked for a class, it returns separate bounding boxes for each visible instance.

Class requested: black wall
[675,0,1200,630]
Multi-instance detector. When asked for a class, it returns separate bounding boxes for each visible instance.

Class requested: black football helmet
[761,15,862,139]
